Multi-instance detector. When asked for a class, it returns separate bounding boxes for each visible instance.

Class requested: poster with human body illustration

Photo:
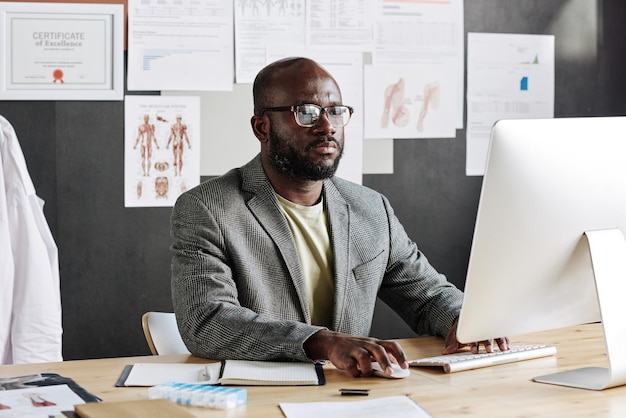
[124,95,201,207]
[363,63,456,139]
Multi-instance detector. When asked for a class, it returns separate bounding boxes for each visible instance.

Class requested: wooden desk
[1,323,623,417]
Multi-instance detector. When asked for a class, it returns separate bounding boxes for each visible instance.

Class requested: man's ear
[251,115,269,143]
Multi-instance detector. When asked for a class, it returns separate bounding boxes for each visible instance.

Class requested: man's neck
[267,173,324,207]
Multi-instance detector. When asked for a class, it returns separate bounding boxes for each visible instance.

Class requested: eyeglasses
[260,104,354,128]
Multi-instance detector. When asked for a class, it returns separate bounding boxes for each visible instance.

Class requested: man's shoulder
[327,177,393,217]
[187,167,243,196]
[181,156,264,202]
[329,176,384,201]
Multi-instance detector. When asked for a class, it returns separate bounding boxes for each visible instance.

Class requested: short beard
[268,129,343,182]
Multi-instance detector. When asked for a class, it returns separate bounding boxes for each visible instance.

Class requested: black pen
[339,388,370,396]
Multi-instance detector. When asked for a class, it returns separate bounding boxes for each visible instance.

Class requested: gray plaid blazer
[170,155,463,361]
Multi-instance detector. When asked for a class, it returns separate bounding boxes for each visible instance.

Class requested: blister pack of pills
[148,382,247,409]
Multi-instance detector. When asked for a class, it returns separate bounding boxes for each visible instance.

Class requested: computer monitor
[456,116,626,390]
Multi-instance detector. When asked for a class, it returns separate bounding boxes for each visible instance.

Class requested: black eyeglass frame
[260,104,354,127]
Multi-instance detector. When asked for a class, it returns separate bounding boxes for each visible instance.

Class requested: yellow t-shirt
[276,194,334,328]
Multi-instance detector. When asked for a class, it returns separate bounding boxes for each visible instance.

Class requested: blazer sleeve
[376,194,463,338]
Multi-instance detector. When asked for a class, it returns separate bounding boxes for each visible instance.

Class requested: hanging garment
[0,115,62,364]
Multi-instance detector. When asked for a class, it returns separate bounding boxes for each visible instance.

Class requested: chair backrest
[141,311,190,355]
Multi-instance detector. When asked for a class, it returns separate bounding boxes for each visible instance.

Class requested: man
[171,57,507,378]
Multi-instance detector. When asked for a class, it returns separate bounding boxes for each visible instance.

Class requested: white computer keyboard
[408,344,557,373]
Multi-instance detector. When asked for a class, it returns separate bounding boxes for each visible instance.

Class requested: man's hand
[303,329,408,377]
[443,318,509,354]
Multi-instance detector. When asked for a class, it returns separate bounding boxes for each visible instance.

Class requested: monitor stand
[533,228,626,390]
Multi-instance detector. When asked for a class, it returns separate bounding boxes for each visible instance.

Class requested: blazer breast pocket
[351,248,387,289]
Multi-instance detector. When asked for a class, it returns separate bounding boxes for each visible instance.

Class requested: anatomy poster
[363,63,456,139]
[124,95,201,207]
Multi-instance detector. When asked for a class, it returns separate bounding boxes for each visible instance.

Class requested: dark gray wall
[0,1,624,359]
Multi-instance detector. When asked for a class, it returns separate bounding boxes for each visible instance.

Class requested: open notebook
[116,360,325,387]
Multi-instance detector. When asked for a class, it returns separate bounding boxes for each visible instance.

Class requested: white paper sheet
[219,360,320,385]
[466,33,555,176]
[234,0,306,84]
[127,0,233,91]
[280,395,432,418]
[364,138,393,174]
[306,0,374,52]
[122,363,220,386]
[373,0,464,128]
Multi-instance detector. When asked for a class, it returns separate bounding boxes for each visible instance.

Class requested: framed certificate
[0,2,123,101]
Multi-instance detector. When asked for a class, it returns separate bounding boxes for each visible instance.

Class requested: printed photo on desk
[0,380,86,418]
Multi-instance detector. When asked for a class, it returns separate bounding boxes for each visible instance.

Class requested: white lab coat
[0,115,62,364]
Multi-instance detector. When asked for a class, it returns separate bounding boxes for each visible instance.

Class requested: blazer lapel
[323,180,351,332]
[241,156,311,323]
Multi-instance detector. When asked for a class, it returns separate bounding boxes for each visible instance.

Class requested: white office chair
[141,311,190,355]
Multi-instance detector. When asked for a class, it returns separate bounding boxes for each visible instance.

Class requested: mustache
[306,137,340,151]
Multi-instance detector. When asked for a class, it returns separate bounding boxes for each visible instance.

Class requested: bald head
[252,57,340,116]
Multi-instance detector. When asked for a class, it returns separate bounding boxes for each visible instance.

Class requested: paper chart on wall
[234,0,306,84]
[373,0,465,129]
[305,0,374,52]
[124,95,201,208]
[466,33,555,176]
[127,0,233,91]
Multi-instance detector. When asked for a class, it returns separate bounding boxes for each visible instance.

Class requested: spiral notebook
[116,360,325,387]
